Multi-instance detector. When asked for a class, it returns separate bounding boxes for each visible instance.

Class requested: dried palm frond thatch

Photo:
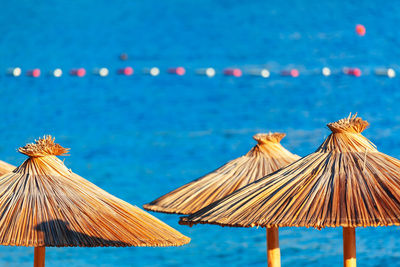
[143,133,300,215]
[180,114,399,267]
[0,160,15,175]
[0,136,190,267]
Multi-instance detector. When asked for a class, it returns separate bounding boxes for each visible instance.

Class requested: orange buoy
[355,24,366,36]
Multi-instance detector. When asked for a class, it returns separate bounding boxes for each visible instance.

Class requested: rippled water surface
[1,0,400,266]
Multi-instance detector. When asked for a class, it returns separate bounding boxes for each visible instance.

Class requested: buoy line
[4,66,396,78]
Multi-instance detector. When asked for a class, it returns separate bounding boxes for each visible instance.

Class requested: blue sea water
[1,0,400,266]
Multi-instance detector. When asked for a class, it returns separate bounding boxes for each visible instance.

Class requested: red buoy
[117,67,134,76]
[281,69,299,77]
[168,67,185,76]
[343,67,362,77]
[70,68,86,77]
[223,68,242,77]
[27,69,41,77]
[356,24,366,36]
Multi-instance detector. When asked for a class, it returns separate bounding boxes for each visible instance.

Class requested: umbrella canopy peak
[248,133,295,157]
[253,133,285,144]
[327,114,369,134]
[18,136,69,158]
[317,115,377,153]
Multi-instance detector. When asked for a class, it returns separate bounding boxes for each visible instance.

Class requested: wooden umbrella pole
[267,226,281,267]
[34,247,45,267]
[343,227,356,267]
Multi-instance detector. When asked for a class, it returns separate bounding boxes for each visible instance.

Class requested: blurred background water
[1,0,400,266]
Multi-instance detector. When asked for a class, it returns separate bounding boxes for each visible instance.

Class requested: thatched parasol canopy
[0,136,189,266]
[0,160,15,175]
[143,133,299,215]
[180,115,400,267]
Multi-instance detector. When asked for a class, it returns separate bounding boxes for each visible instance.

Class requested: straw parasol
[0,136,190,267]
[180,114,400,267]
[143,132,300,214]
[0,160,15,174]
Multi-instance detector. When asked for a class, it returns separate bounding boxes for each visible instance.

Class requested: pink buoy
[118,67,134,76]
[281,69,299,77]
[343,67,361,77]
[27,69,41,77]
[223,68,242,77]
[70,68,86,77]
[355,24,366,36]
[168,67,185,76]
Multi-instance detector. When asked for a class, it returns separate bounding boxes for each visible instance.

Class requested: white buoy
[375,68,395,78]
[322,67,331,76]
[388,68,396,78]
[93,68,109,77]
[49,68,63,77]
[143,67,160,76]
[246,68,270,78]
[7,67,22,77]
[195,68,216,77]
